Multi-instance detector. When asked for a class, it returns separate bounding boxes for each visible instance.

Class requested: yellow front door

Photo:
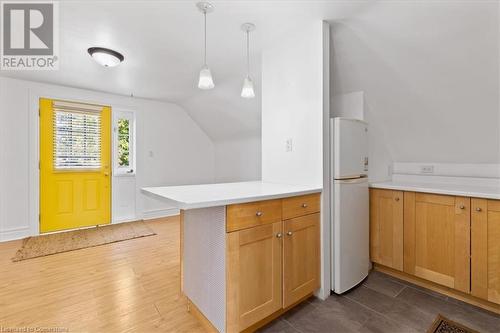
[40,98,111,233]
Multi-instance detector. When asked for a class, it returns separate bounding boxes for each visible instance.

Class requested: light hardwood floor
[0,216,206,333]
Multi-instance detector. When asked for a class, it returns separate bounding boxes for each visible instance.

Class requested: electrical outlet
[285,138,293,152]
[420,165,434,174]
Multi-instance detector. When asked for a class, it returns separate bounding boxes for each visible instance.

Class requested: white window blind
[53,101,103,169]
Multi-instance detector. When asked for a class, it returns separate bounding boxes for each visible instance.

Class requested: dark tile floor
[258,271,500,333]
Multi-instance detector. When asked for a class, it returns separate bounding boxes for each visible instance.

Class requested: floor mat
[12,221,156,261]
[427,314,479,333]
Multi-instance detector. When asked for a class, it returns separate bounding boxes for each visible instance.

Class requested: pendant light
[241,23,256,98]
[197,2,215,90]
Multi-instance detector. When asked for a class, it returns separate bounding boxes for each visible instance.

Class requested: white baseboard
[142,208,180,220]
[0,226,31,242]
[112,216,139,224]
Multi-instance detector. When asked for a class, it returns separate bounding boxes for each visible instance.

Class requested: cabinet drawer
[227,199,282,232]
[282,193,321,220]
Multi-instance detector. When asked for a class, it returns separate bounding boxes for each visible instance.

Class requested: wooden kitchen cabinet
[404,193,470,293]
[369,189,404,271]
[471,199,500,305]
[226,197,321,332]
[369,189,500,314]
[226,221,283,332]
[283,213,320,308]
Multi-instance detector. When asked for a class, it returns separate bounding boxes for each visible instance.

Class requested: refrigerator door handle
[333,177,368,184]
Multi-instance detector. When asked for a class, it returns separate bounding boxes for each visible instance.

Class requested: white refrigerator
[330,117,370,294]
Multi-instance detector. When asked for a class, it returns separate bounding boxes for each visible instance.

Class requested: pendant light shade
[198,65,215,90]
[241,23,256,98]
[197,2,215,90]
[241,76,255,98]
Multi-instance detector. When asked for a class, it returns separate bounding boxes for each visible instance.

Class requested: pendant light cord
[204,11,207,66]
[246,30,250,77]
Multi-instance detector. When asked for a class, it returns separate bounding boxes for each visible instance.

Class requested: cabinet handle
[301,203,308,208]
[276,233,282,238]
[286,231,293,236]
[476,207,482,212]
[256,211,263,217]
[459,205,465,210]
[395,197,400,202]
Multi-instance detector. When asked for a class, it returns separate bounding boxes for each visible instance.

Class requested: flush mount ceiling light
[197,2,215,90]
[241,23,256,99]
[87,47,124,67]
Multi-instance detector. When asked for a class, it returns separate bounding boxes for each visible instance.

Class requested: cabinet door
[283,213,320,308]
[226,222,282,332]
[369,189,404,270]
[404,193,470,293]
[471,199,500,305]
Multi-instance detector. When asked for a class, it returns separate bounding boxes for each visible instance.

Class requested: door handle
[286,231,293,236]
[301,203,308,208]
[104,172,109,177]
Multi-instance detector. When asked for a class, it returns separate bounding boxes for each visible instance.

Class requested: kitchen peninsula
[142,181,322,333]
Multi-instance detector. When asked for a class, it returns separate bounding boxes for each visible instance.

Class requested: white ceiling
[0,0,369,141]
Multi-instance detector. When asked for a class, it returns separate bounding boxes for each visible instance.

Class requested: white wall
[214,137,261,183]
[261,21,324,187]
[331,91,364,120]
[261,20,330,299]
[330,1,500,181]
[0,77,215,241]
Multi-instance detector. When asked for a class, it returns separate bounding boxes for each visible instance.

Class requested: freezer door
[331,118,368,179]
[331,177,370,294]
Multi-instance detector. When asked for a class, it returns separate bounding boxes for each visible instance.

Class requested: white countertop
[370,181,500,200]
[142,181,322,209]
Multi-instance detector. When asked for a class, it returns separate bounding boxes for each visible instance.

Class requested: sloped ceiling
[329,0,500,168]
[0,0,368,141]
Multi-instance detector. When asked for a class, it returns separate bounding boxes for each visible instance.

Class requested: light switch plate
[285,138,293,152]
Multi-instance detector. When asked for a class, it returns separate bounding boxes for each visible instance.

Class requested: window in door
[114,111,135,175]
[54,110,101,169]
